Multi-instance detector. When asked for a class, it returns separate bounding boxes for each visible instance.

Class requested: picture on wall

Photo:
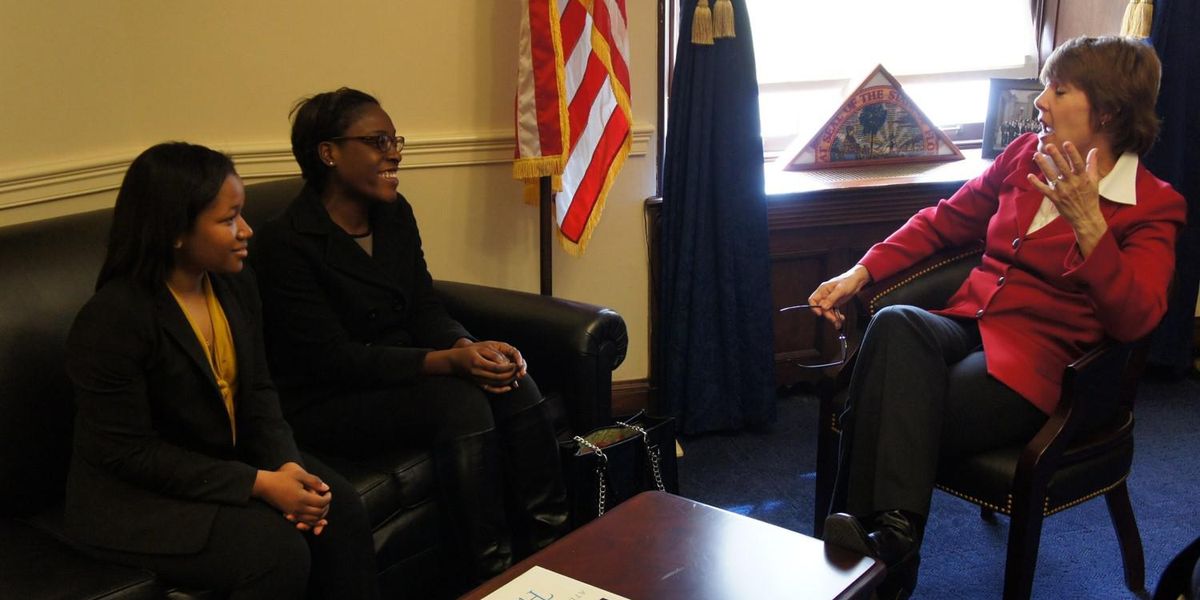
[777,64,963,171]
[982,78,1043,159]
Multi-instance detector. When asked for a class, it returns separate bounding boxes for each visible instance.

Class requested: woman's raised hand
[807,264,872,328]
[1027,141,1108,257]
[253,462,332,535]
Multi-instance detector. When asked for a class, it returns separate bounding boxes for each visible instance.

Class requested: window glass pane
[744,0,1038,151]
[903,80,992,128]
[747,0,1036,83]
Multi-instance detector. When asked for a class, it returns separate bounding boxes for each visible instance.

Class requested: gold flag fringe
[713,0,735,39]
[1120,0,1153,38]
[512,155,564,181]
[691,0,714,45]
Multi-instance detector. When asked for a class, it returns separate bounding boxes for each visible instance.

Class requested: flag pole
[539,175,553,296]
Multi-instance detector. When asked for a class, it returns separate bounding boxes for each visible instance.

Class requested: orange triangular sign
[778,65,963,171]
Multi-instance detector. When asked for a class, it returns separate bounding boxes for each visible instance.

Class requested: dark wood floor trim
[612,379,652,416]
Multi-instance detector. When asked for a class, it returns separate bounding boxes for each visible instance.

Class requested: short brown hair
[1041,36,1162,156]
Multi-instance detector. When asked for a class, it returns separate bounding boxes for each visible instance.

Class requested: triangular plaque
[778,65,964,171]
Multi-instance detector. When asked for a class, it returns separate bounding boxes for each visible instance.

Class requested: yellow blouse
[168,274,239,442]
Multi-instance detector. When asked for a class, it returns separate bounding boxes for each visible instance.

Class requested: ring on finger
[1048,179,1057,191]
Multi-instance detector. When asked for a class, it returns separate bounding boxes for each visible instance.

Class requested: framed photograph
[982,78,1042,159]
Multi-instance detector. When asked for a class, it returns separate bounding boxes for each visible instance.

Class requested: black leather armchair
[813,246,1148,600]
[0,177,628,599]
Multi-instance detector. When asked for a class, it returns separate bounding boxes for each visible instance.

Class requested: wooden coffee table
[461,491,884,599]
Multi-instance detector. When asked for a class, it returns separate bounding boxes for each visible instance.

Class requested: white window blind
[745,0,1039,153]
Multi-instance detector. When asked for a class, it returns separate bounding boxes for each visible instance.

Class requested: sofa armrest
[433,281,628,433]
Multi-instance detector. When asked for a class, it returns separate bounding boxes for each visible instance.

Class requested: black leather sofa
[0,177,628,599]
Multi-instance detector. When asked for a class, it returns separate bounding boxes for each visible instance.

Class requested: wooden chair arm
[1015,338,1143,485]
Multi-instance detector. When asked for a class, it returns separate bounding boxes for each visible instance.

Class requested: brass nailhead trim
[1044,475,1128,516]
[868,249,984,315]
[936,473,1130,517]
[936,485,1013,514]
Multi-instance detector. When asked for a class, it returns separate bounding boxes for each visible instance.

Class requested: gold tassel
[691,0,714,45]
[1119,0,1154,38]
[713,0,736,39]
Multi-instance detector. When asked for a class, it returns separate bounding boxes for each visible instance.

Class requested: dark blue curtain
[1144,0,1200,374]
[659,0,776,435]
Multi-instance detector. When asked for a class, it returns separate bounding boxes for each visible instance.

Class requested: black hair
[97,142,236,290]
[289,87,380,189]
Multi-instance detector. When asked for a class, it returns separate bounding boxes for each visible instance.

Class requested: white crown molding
[0,126,654,213]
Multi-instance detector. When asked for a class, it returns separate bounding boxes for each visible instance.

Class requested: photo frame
[982,78,1042,159]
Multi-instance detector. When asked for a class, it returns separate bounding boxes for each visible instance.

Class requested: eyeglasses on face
[328,134,406,154]
[778,304,848,369]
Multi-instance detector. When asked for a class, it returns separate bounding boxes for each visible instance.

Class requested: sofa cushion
[316,446,446,563]
[0,210,111,517]
[1,518,159,600]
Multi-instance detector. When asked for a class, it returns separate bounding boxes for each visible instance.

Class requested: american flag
[514,0,632,256]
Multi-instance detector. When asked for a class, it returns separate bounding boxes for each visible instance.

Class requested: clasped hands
[253,462,331,535]
[435,338,527,393]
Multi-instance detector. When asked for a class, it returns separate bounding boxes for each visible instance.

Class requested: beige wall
[0,1,659,379]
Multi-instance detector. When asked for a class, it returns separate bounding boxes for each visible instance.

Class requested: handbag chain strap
[573,435,608,516]
[615,419,666,492]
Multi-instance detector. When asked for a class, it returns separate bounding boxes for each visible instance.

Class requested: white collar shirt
[1027,152,1139,234]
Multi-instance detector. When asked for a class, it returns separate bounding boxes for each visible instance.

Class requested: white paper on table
[480,565,632,600]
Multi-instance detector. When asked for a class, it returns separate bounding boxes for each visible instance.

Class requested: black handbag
[560,411,679,528]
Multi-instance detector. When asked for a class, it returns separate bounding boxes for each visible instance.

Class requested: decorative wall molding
[0,126,654,213]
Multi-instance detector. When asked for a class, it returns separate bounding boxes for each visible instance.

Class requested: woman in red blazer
[811,37,1187,598]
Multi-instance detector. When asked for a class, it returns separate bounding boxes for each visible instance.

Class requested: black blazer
[252,184,471,415]
[64,270,301,555]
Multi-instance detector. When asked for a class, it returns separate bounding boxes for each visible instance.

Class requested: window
[745,0,1039,157]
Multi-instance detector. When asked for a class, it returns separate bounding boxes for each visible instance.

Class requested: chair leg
[1003,493,1045,600]
[1104,481,1146,593]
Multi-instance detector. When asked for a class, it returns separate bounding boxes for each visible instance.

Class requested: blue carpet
[674,376,1200,599]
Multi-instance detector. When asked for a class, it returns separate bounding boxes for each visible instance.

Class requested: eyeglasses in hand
[328,134,406,154]
[778,304,848,369]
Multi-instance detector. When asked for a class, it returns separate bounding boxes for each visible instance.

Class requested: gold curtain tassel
[1119,0,1154,38]
[692,0,714,45]
[713,0,736,38]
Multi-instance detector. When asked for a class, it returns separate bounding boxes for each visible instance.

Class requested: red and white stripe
[514,0,632,255]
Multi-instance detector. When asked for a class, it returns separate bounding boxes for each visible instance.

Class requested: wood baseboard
[612,379,652,416]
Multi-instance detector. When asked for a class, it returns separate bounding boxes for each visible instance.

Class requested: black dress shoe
[823,511,921,599]
[823,513,876,557]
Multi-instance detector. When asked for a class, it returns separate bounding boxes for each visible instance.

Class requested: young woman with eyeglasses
[252,88,568,586]
[64,142,379,599]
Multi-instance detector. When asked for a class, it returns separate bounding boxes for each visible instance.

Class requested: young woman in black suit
[252,88,568,584]
[64,142,379,599]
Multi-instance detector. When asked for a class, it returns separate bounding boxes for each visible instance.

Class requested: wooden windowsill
[764,148,992,197]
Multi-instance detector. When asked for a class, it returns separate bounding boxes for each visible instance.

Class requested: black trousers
[835,305,1048,519]
[83,453,378,600]
[288,373,564,582]
[289,374,546,455]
